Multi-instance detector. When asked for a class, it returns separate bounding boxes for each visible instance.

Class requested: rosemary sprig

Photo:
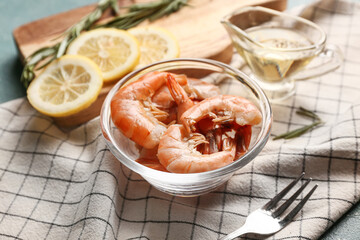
[20,0,118,89]
[273,107,324,140]
[20,0,188,89]
[96,0,189,29]
[295,107,321,121]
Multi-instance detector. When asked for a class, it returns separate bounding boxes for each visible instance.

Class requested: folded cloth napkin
[0,0,359,239]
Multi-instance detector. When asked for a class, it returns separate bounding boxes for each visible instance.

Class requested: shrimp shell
[185,77,221,100]
[111,72,172,149]
[180,95,262,133]
[157,124,236,173]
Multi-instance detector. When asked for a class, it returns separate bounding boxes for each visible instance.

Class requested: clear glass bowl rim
[100,58,272,183]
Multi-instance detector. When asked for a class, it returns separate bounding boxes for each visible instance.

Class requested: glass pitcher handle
[293,44,343,81]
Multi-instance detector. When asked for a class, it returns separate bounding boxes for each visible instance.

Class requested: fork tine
[280,184,318,225]
[262,172,305,211]
[272,178,311,218]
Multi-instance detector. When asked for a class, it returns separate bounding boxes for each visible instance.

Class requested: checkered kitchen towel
[0,0,359,239]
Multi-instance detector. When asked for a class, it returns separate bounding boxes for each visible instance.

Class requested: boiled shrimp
[149,75,187,124]
[152,76,220,109]
[157,92,260,173]
[111,71,182,149]
[185,78,221,100]
[157,124,237,173]
[151,74,188,109]
[156,75,237,173]
[234,124,252,159]
[180,95,262,133]
[196,117,222,154]
[166,73,194,122]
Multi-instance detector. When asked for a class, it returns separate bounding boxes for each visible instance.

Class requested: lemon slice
[67,28,140,82]
[128,26,180,68]
[27,55,103,117]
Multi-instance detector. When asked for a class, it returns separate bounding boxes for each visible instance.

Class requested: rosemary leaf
[296,106,321,120]
[273,121,323,140]
[21,65,35,89]
[57,36,70,58]
[36,55,57,70]
[273,107,324,140]
[98,0,188,29]
[110,0,120,14]
[20,0,188,89]
[150,0,189,21]
[128,1,166,11]
[22,67,29,80]
[20,0,118,88]
[27,46,57,66]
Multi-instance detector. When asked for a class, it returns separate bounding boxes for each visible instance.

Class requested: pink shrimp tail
[166,73,194,122]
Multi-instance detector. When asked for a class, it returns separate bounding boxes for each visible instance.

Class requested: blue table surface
[0,0,359,239]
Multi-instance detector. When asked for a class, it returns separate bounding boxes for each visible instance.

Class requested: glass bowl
[100,58,272,197]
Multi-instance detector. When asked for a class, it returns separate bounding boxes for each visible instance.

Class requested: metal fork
[219,172,318,240]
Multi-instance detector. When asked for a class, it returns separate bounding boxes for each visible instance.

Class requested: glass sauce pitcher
[221,6,343,102]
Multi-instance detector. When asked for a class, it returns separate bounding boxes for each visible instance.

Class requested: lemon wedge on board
[128,26,180,68]
[27,55,103,117]
[66,28,140,82]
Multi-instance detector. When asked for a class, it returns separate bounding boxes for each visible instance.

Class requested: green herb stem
[96,0,188,29]
[20,0,188,89]
[296,106,321,121]
[21,0,118,89]
[273,107,324,140]
[273,121,324,140]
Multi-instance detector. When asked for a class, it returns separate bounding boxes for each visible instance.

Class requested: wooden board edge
[14,0,287,128]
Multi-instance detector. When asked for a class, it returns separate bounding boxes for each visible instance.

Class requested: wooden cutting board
[13,0,286,128]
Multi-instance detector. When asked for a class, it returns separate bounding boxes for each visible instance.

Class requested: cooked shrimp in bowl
[110,71,188,149]
[110,70,263,173]
[102,58,272,196]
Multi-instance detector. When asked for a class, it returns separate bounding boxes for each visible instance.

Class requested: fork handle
[219,226,250,240]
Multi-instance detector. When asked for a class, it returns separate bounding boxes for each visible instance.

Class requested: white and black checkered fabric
[0,0,359,239]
